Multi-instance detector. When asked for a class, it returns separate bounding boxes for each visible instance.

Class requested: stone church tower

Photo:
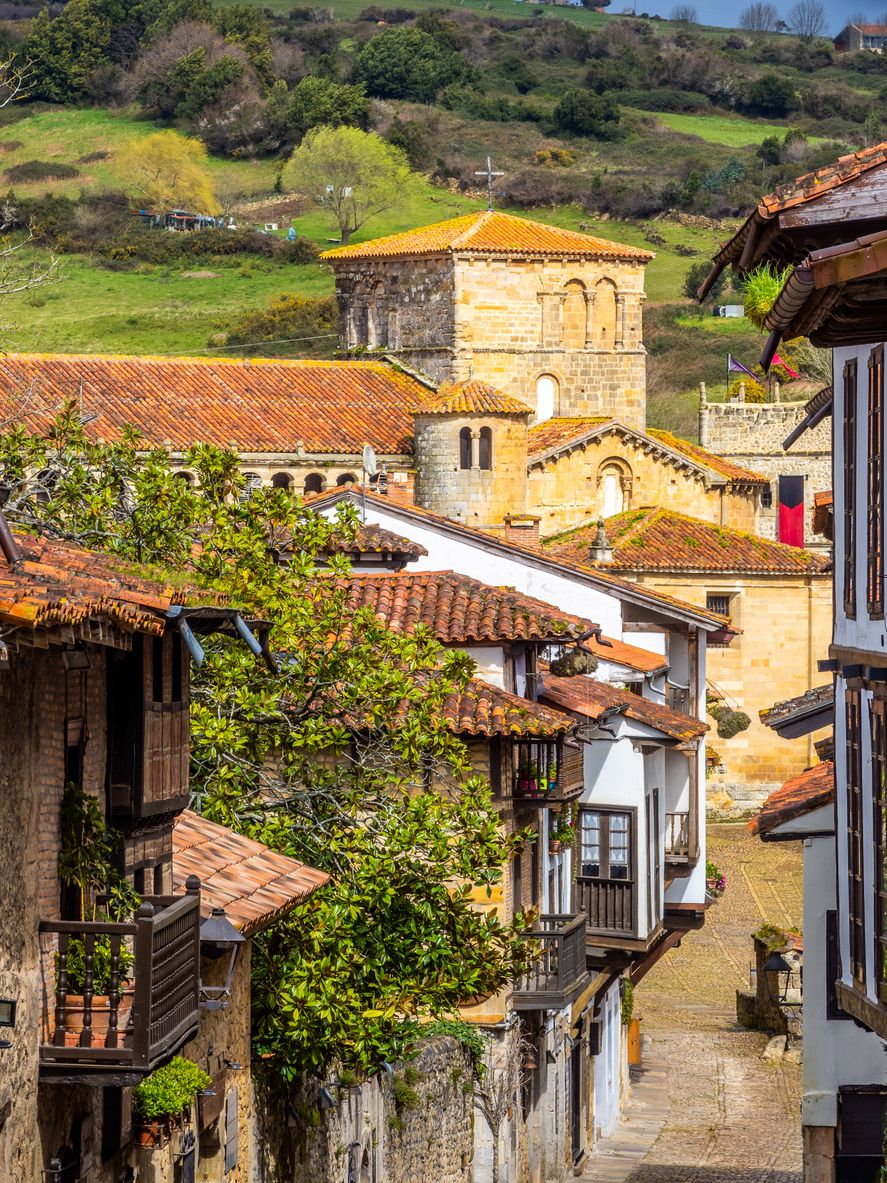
[323,210,653,431]
[412,379,531,527]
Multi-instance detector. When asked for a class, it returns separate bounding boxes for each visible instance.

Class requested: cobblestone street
[583,823,805,1182]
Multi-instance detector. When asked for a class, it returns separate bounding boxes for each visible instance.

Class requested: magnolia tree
[0,407,529,1076]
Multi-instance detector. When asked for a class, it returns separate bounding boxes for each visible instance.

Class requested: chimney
[589,519,612,564]
[503,513,541,548]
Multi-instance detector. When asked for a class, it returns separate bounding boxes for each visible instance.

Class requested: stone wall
[255,1036,475,1183]
[528,430,760,536]
[414,412,529,527]
[699,397,832,549]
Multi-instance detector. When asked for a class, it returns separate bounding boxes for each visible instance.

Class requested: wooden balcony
[576,878,635,937]
[665,810,698,873]
[39,888,201,1083]
[512,913,588,1009]
[508,737,584,807]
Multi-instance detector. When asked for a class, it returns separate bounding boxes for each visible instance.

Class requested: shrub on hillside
[54,225,319,264]
[222,293,338,356]
[619,88,709,112]
[744,72,797,115]
[386,117,435,170]
[6,160,80,183]
[358,6,416,21]
[356,26,470,103]
[554,89,622,139]
[440,85,542,123]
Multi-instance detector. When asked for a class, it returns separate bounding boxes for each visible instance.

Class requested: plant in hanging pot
[549,803,577,853]
[133,1056,212,1147]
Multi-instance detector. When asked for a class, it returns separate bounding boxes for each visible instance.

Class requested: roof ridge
[452,208,492,248]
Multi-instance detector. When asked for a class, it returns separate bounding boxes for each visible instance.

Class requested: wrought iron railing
[512,913,587,1008]
[39,885,201,1077]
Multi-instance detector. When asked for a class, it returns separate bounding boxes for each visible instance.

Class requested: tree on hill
[284,125,417,245]
[25,0,112,102]
[284,75,370,141]
[356,25,469,103]
[746,73,797,115]
[554,89,622,139]
[671,4,698,22]
[119,129,220,214]
[683,259,725,303]
[787,0,827,41]
[739,1,779,32]
[0,409,529,1077]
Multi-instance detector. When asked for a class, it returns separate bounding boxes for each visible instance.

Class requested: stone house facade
[322,210,652,431]
[698,388,832,550]
[0,526,326,1183]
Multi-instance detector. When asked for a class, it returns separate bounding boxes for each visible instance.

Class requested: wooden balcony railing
[576,878,635,935]
[664,810,699,869]
[508,738,583,806]
[39,886,201,1080]
[512,913,588,1009]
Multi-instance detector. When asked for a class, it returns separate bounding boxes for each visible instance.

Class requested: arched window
[535,375,558,425]
[479,426,492,470]
[173,470,194,485]
[597,459,632,517]
[562,280,587,350]
[370,283,387,349]
[240,472,262,501]
[459,427,472,470]
[594,279,617,347]
[271,472,292,489]
[336,472,359,486]
[303,472,325,495]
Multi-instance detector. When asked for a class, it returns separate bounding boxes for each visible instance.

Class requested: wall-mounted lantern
[762,950,793,1006]
[199,907,245,1011]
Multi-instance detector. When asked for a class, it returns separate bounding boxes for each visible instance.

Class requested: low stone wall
[255,1036,475,1183]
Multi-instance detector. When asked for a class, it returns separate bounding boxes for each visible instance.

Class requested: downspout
[807,577,814,769]
[0,510,22,570]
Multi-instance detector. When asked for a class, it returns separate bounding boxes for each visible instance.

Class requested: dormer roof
[417,379,532,416]
[321,210,653,263]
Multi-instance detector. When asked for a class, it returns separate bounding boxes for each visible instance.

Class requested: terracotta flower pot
[62,990,133,1046]
[135,1119,166,1148]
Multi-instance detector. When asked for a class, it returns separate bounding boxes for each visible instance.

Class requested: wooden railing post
[131,902,155,1069]
[53,933,69,1047]
[79,932,95,1049]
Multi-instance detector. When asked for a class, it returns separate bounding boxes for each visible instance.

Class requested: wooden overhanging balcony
[664,810,698,871]
[512,913,588,1010]
[508,737,583,807]
[576,877,635,939]
[39,888,201,1083]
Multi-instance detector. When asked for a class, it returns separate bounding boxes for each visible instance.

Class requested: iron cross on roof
[474,157,504,211]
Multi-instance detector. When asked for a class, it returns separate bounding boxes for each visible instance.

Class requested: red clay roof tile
[418,379,532,416]
[749,761,834,837]
[589,634,668,675]
[543,507,831,575]
[0,353,426,455]
[646,430,768,484]
[172,810,328,935]
[540,672,707,742]
[325,570,596,643]
[527,417,611,458]
[322,210,653,263]
[443,678,575,737]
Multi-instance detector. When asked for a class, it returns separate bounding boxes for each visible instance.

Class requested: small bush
[223,293,338,357]
[6,160,80,182]
[743,262,791,328]
[133,1056,212,1123]
[58,227,320,265]
[78,150,110,163]
[0,140,22,151]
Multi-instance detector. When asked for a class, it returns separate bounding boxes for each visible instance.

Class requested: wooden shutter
[847,687,866,986]
[844,359,858,618]
[225,1086,239,1174]
[873,695,887,1002]
[867,347,884,617]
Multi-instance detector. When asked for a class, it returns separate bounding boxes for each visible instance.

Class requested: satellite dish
[362,444,378,478]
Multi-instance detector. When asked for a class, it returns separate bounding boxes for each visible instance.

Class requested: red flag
[772,353,800,379]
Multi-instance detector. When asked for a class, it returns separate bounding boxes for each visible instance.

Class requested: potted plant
[706,859,727,898]
[546,760,558,794]
[133,1056,212,1148]
[549,803,576,854]
[56,783,140,1043]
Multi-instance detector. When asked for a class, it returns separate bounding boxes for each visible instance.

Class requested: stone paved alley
[582,823,804,1183]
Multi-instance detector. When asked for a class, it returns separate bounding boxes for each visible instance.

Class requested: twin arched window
[303,472,325,495]
[271,472,292,489]
[458,426,493,470]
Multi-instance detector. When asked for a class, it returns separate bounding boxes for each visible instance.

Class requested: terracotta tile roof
[322,210,653,263]
[418,380,531,416]
[759,683,833,729]
[309,487,735,631]
[326,570,596,643]
[590,634,668,675]
[646,430,769,484]
[539,671,707,743]
[0,353,426,455]
[172,810,328,936]
[0,530,182,636]
[527,417,611,459]
[543,507,831,575]
[749,761,834,837]
[854,23,887,32]
[443,677,575,737]
[320,523,428,560]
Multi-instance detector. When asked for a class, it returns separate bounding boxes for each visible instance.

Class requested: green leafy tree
[284,125,419,244]
[553,89,622,139]
[683,259,725,303]
[25,0,112,102]
[285,76,370,141]
[356,26,469,103]
[0,409,528,1077]
[746,73,797,115]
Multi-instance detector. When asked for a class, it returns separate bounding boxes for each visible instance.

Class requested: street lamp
[199,907,245,1011]
[762,950,794,1005]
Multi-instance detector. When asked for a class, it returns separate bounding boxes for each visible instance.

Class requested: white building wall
[593,983,623,1141]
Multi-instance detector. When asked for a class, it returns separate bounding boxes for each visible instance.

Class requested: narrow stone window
[459,427,472,470]
[594,280,617,347]
[479,426,492,470]
[535,375,558,424]
[271,472,292,489]
[303,472,325,494]
[336,472,359,486]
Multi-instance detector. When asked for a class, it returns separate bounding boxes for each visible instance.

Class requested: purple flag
[728,354,757,380]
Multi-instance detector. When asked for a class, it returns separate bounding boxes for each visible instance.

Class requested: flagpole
[726,354,730,401]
